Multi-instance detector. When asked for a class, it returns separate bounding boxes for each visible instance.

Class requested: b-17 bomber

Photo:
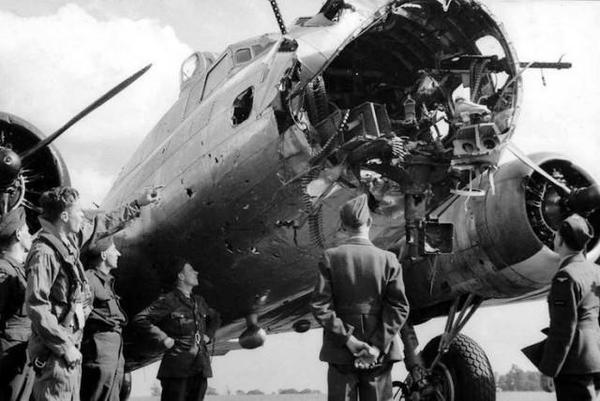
[0,1,597,400]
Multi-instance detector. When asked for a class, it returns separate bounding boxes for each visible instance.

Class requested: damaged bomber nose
[273,0,570,254]
[272,0,527,252]
[280,0,523,202]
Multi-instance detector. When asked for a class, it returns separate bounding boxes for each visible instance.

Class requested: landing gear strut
[430,294,483,370]
[396,295,495,401]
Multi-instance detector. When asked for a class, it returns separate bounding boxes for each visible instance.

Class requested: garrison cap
[0,207,26,240]
[340,194,371,228]
[561,214,594,251]
[86,236,115,255]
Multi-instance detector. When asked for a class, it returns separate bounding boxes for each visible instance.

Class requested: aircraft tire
[421,334,496,401]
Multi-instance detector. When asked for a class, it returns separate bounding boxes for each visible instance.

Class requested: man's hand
[345,335,369,355]
[137,185,163,207]
[163,337,175,349]
[63,346,82,368]
[541,374,554,392]
[354,345,381,369]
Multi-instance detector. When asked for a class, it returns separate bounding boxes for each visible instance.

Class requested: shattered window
[232,87,254,126]
[476,35,509,91]
[475,35,506,58]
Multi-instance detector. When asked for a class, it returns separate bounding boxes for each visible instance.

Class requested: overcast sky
[0,0,599,396]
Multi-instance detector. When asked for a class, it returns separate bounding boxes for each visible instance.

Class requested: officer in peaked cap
[310,194,410,401]
[0,207,34,401]
[523,213,600,401]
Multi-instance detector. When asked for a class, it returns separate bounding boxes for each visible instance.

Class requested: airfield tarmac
[133,392,554,401]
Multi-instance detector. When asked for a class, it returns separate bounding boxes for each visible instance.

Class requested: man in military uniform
[80,237,127,401]
[26,186,159,401]
[0,207,34,401]
[133,260,221,401]
[523,214,600,401]
[310,194,410,401]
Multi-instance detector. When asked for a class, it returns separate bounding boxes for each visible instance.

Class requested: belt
[89,329,122,336]
[336,304,382,315]
[84,320,122,335]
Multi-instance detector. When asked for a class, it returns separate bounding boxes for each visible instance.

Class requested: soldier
[80,237,127,401]
[133,260,221,401]
[523,214,600,401]
[0,207,34,401]
[310,194,410,401]
[26,186,159,401]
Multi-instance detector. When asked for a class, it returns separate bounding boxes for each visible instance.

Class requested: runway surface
[133,392,554,401]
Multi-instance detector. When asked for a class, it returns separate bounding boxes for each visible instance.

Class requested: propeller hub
[568,184,600,215]
[0,146,21,188]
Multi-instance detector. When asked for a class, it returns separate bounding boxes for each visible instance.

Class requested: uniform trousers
[327,363,393,401]
[81,331,124,401]
[160,374,208,401]
[554,373,600,401]
[32,352,81,401]
[0,338,35,401]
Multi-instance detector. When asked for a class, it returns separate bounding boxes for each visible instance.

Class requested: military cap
[0,207,26,240]
[86,236,115,255]
[340,194,371,228]
[560,214,594,251]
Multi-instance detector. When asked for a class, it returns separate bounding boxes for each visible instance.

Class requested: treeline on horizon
[150,365,542,396]
[232,389,322,396]
[150,382,322,396]
[495,364,544,392]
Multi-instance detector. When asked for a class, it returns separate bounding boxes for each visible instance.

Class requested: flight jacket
[133,289,221,379]
[0,255,31,343]
[26,201,142,360]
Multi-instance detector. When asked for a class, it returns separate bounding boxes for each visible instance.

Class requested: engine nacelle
[0,112,70,226]
[406,153,600,321]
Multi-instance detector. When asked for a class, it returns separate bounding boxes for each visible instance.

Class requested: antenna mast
[268,0,287,35]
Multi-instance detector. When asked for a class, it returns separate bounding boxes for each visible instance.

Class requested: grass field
[132,392,555,401]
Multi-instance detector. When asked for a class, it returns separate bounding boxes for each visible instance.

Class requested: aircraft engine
[0,112,70,226]
[405,153,600,321]
[475,154,600,268]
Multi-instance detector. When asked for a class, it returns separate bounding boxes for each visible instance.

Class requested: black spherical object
[0,146,21,188]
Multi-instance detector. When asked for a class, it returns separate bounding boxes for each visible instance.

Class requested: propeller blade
[506,142,572,195]
[20,63,152,161]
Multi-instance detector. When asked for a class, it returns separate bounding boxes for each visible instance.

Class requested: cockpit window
[235,48,252,64]
[181,53,200,85]
[202,53,234,100]
[252,42,274,58]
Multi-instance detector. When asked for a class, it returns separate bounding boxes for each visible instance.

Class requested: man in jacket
[81,237,127,401]
[524,213,600,401]
[26,186,159,401]
[133,260,221,401]
[310,194,410,401]
[0,207,34,401]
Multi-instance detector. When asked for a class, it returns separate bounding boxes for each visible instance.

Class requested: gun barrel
[520,61,572,69]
